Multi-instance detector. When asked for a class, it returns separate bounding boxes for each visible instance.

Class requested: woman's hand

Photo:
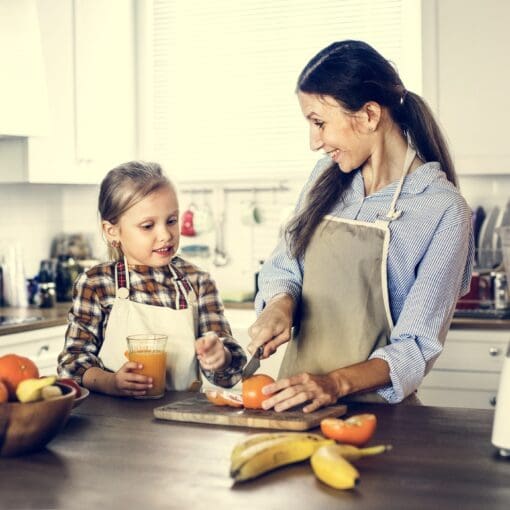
[260,372,342,413]
[248,293,294,358]
[113,361,153,397]
[196,331,231,372]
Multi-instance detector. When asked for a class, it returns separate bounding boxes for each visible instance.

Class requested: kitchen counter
[0,392,508,510]
[2,301,510,336]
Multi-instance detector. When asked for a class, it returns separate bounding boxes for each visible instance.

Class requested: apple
[58,378,82,398]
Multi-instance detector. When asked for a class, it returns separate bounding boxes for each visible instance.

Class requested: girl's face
[298,92,374,173]
[105,184,180,267]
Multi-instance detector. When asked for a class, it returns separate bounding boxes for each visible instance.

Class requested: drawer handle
[37,345,50,357]
[490,396,497,407]
[489,347,501,357]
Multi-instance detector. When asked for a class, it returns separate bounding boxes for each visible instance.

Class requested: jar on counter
[492,271,510,310]
[37,282,56,308]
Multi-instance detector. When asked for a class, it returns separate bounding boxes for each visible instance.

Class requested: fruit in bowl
[0,354,39,400]
[0,382,76,457]
[0,353,77,456]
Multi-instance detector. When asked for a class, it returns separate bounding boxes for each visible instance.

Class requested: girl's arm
[194,272,247,388]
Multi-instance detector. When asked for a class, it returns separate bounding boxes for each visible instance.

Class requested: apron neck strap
[168,264,190,309]
[114,258,192,309]
[378,143,417,224]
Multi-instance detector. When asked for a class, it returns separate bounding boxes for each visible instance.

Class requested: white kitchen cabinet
[73,0,136,181]
[422,0,510,175]
[0,325,67,375]
[420,328,509,409]
[0,0,136,184]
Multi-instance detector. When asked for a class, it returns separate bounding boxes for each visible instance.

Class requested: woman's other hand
[260,372,342,413]
[196,331,231,372]
[248,293,294,358]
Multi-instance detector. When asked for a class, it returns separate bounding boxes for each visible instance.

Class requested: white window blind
[140,0,421,182]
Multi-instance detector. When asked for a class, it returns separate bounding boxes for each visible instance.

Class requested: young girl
[58,161,246,397]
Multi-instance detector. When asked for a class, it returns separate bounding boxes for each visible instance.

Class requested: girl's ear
[102,220,119,243]
[362,101,382,132]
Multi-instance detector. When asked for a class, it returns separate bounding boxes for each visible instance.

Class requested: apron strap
[115,257,195,312]
[168,264,191,310]
[113,257,130,299]
[375,144,417,226]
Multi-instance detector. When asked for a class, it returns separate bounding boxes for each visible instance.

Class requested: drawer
[434,340,507,372]
[422,369,500,391]
[418,387,497,410]
[0,325,67,374]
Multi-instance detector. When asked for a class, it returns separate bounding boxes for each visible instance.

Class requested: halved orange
[204,389,244,408]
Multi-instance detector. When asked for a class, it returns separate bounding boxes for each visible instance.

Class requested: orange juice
[128,350,167,398]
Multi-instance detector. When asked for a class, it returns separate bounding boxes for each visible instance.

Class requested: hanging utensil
[213,189,229,266]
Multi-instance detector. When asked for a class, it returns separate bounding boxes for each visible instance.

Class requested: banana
[230,433,333,482]
[16,376,57,403]
[230,432,324,464]
[329,443,392,461]
[310,443,361,489]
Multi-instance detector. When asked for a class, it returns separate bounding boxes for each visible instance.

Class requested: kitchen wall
[1,172,510,296]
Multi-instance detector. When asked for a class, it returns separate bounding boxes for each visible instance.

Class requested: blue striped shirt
[255,157,475,403]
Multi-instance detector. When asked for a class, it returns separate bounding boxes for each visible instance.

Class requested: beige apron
[279,147,419,404]
[100,258,201,391]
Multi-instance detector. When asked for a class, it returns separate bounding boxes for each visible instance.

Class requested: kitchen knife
[241,346,264,380]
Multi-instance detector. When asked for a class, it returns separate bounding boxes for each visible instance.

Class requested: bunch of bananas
[230,432,391,489]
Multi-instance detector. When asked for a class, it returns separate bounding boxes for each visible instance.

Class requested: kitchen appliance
[478,206,500,269]
[492,341,510,457]
[154,393,347,430]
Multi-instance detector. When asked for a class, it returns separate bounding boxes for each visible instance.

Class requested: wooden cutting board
[153,394,347,431]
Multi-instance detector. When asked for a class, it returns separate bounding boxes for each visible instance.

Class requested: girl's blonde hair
[98,160,174,261]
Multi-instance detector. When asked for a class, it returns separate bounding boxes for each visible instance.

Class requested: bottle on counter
[36,259,56,308]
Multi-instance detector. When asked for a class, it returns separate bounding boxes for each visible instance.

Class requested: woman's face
[298,92,373,173]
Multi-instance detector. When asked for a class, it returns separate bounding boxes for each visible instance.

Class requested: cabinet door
[74,0,136,183]
[27,0,77,183]
[423,0,510,174]
[0,325,67,375]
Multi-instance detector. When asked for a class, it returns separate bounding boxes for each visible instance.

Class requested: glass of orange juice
[126,334,167,399]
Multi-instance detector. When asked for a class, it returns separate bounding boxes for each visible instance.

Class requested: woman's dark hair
[286,40,457,259]
[99,160,173,260]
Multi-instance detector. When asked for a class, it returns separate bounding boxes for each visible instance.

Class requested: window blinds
[144,0,420,182]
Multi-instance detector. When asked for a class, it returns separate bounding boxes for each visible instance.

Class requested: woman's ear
[362,101,382,132]
[102,220,119,244]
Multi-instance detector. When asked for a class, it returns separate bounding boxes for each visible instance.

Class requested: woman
[248,40,474,412]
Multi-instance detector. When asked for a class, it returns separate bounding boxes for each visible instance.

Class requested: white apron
[279,146,419,403]
[100,258,200,391]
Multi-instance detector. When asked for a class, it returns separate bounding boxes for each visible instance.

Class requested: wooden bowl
[0,383,76,457]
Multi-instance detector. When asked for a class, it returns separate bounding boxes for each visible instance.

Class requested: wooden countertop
[1,301,510,336]
[0,392,508,509]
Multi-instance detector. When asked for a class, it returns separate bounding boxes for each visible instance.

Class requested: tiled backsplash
[1,172,510,295]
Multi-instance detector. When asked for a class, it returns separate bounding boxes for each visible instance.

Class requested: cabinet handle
[490,396,497,407]
[37,345,50,357]
[489,347,501,357]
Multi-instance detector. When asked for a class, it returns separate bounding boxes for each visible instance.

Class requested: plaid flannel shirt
[57,256,246,388]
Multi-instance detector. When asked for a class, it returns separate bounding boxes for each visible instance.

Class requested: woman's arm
[369,215,474,402]
[260,358,391,413]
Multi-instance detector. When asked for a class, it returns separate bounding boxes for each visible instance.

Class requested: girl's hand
[260,372,341,413]
[247,293,294,358]
[114,361,153,397]
[196,332,231,372]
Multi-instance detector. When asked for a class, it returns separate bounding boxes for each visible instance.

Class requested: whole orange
[0,354,39,400]
[242,374,275,409]
[0,380,8,403]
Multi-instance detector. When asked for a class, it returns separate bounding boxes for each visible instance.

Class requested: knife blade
[241,345,264,380]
